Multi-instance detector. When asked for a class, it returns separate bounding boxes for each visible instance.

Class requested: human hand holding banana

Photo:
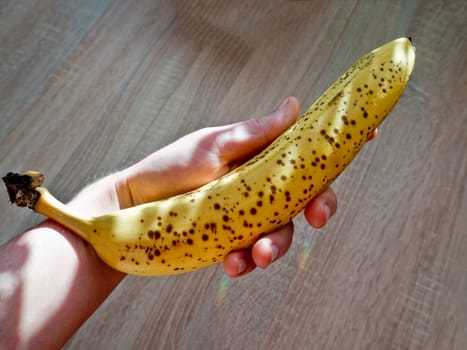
[64,97,343,277]
[112,97,344,277]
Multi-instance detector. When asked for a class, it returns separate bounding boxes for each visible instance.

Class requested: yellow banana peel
[3,38,415,276]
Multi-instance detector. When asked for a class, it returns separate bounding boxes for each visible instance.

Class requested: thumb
[213,96,301,164]
[121,97,300,206]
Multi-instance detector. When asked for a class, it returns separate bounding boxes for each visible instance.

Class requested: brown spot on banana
[3,38,415,276]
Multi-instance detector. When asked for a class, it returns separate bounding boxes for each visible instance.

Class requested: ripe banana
[3,38,415,276]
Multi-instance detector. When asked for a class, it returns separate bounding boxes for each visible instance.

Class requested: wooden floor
[1,1,466,349]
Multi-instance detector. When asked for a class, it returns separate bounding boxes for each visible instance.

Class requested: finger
[367,128,378,141]
[303,188,338,228]
[223,250,256,277]
[212,96,301,164]
[223,222,294,277]
[251,222,294,268]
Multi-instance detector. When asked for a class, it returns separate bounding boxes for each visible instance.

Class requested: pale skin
[0,96,376,349]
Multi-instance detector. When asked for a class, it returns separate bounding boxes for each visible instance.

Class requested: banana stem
[3,172,92,240]
[34,188,93,241]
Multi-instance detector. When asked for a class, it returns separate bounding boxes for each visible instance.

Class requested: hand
[113,96,348,277]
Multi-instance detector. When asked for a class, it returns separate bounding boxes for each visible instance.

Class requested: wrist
[36,219,126,281]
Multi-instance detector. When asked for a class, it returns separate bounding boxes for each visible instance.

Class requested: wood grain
[1,1,466,349]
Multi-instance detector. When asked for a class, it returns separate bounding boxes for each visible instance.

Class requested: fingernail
[323,203,331,222]
[237,258,246,275]
[270,244,279,262]
[276,97,289,111]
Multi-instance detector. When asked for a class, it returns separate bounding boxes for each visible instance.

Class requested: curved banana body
[6,38,415,275]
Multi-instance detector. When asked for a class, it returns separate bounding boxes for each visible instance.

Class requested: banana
[3,38,415,276]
